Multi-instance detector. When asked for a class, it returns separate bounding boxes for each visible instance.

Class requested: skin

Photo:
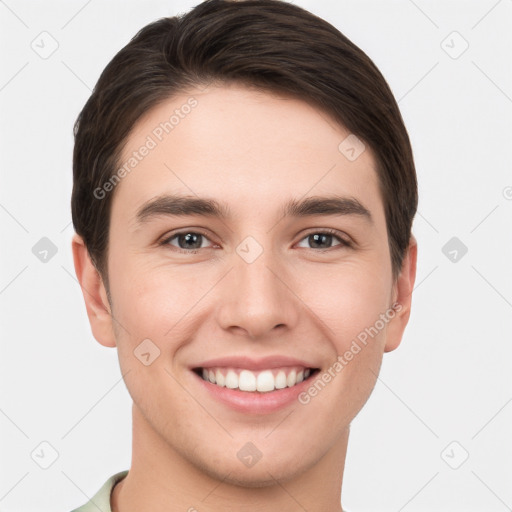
[72,83,417,512]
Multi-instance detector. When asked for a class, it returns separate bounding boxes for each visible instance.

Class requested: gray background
[1,0,511,511]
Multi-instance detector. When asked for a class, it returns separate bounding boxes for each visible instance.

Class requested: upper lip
[191,355,319,371]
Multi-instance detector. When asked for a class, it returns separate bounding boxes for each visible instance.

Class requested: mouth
[193,365,320,393]
[190,355,322,414]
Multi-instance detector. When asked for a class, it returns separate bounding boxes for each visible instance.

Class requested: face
[77,83,415,486]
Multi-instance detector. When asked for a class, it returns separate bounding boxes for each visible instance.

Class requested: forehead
[112,83,383,224]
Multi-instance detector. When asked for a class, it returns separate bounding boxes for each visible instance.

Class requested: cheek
[109,254,202,337]
[323,265,394,403]
[298,258,392,350]
[295,273,391,433]
[108,259,216,390]
[109,265,194,422]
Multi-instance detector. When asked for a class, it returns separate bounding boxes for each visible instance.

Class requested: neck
[112,404,348,512]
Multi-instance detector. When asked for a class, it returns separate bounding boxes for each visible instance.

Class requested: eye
[159,228,351,254]
[296,229,351,250]
[160,231,215,253]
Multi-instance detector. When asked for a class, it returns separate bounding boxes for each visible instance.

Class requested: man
[70,0,417,510]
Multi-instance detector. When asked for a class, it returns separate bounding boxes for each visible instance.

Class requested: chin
[223,474,282,488]
[193,451,316,489]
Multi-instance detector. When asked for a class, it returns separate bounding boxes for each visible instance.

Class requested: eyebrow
[135,193,372,224]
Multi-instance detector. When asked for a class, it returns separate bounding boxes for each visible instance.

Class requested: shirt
[70,470,128,512]
[70,470,351,511]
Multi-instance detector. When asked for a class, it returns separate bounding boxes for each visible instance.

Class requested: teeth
[275,371,287,389]
[239,370,256,391]
[256,370,274,392]
[198,366,314,392]
[287,370,296,388]
[225,370,238,389]
[215,369,225,387]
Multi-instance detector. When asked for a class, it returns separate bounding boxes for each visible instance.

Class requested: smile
[194,366,318,392]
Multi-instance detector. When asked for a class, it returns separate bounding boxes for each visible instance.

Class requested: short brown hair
[71,0,417,286]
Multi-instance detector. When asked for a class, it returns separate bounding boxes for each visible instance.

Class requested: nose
[216,245,300,340]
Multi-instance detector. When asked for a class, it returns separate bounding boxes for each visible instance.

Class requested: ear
[384,235,418,353]
[71,233,116,348]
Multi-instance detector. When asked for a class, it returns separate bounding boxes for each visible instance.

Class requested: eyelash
[159,228,352,254]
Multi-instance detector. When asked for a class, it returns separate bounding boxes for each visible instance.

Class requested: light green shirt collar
[70,470,128,512]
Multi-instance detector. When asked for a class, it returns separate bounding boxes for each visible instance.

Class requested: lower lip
[193,371,316,414]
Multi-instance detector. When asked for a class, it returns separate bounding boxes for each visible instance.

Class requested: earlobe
[384,235,418,353]
[71,234,116,348]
